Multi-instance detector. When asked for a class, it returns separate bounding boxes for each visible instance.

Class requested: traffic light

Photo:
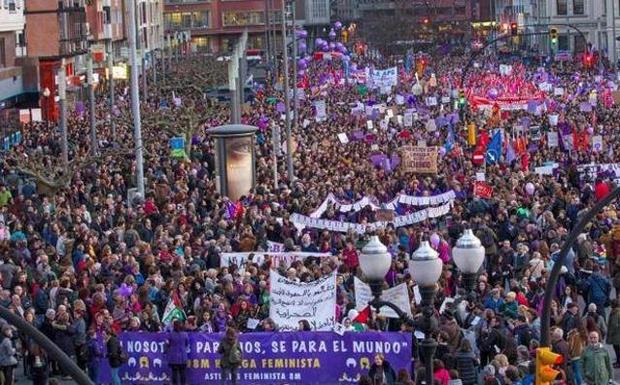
[550,28,559,45]
[535,348,563,385]
[584,53,593,68]
[510,22,518,36]
[458,90,466,107]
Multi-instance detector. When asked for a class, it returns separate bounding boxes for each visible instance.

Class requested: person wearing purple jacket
[167,320,189,385]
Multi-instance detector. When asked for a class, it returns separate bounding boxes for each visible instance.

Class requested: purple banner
[103,332,412,385]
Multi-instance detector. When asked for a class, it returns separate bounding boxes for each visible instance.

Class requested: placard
[400,146,438,174]
[337,133,349,144]
[270,271,336,331]
[354,277,412,319]
[547,131,559,147]
[592,135,603,152]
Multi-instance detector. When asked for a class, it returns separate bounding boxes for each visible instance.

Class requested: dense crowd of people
[0,37,618,385]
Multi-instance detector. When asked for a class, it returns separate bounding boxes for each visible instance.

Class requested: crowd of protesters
[0,37,618,385]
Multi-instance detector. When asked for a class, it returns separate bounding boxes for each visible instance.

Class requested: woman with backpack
[105,328,126,385]
[218,327,242,385]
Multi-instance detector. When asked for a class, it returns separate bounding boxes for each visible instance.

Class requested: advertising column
[207,124,258,201]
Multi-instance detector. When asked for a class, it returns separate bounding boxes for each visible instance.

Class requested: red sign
[472,149,485,166]
[474,181,493,199]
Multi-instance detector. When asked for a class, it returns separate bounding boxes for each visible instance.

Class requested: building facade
[492,0,620,63]
[25,0,89,121]
[0,0,27,104]
[163,0,282,54]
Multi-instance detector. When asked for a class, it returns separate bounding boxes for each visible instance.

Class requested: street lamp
[452,229,485,296]
[409,239,442,385]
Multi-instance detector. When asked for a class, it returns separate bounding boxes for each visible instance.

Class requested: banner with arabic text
[101,332,412,385]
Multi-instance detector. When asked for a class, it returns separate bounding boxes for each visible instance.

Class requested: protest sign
[400,146,438,174]
[473,181,493,199]
[366,120,374,130]
[315,100,327,121]
[354,278,412,318]
[476,172,486,182]
[102,332,412,385]
[267,241,285,253]
[547,131,559,148]
[592,135,603,152]
[404,112,413,127]
[270,271,336,331]
[337,133,349,144]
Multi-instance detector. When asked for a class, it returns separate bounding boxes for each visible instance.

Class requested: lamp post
[409,240,443,385]
[452,229,485,297]
[359,235,442,385]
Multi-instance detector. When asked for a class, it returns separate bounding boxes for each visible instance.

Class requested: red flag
[477,130,490,151]
[353,306,370,324]
[521,151,530,171]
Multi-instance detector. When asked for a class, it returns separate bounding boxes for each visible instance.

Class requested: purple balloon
[296,29,308,39]
[322,44,330,52]
[329,42,336,50]
[329,29,337,40]
[298,42,307,52]
[315,38,324,46]
[298,69,305,77]
[334,21,343,30]
[487,88,498,100]
[298,59,307,69]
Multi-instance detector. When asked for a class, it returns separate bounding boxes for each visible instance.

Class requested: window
[222,11,264,26]
[191,11,209,28]
[556,0,567,15]
[192,36,210,52]
[558,35,569,51]
[0,38,5,68]
[181,12,192,27]
[573,0,584,14]
[574,35,586,53]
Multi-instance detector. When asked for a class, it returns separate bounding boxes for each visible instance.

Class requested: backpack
[479,229,495,248]
[229,343,242,364]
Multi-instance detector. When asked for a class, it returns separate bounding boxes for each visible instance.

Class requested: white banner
[309,190,456,218]
[269,270,336,331]
[371,67,398,88]
[220,251,331,270]
[353,277,412,319]
[292,200,453,233]
[577,163,620,184]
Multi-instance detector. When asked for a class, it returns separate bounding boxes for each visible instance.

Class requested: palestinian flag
[162,291,186,325]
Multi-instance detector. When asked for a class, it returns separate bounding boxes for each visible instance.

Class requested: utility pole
[152,50,157,86]
[282,0,293,182]
[265,0,271,70]
[141,56,147,99]
[86,48,97,155]
[228,50,239,124]
[291,0,298,140]
[58,60,68,166]
[107,40,116,140]
[612,0,618,66]
[128,0,145,198]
